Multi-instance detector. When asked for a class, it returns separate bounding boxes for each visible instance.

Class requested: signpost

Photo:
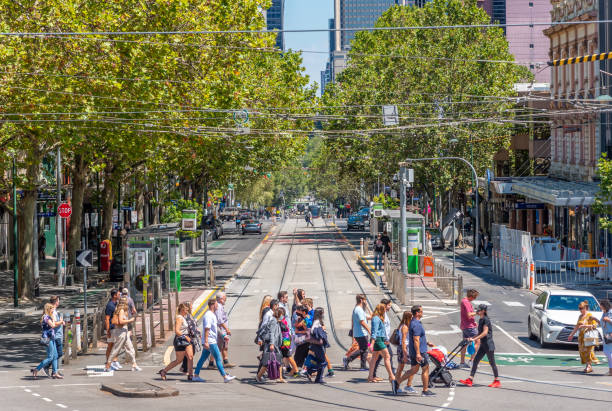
[577,259,608,268]
[76,249,92,352]
[58,203,72,218]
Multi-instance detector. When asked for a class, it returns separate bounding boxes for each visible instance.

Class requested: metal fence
[534,260,607,287]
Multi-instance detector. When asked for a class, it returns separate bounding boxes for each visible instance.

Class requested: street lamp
[448,210,463,278]
[398,157,480,276]
[9,150,18,307]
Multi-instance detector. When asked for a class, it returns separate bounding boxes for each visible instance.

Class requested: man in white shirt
[192,299,236,383]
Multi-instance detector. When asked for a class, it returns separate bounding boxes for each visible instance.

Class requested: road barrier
[491,224,534,289]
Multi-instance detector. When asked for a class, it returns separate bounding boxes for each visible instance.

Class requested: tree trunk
[68,155,88,279]
[17,161,39,299]
[102,170,117,241]
[136,190,144,228]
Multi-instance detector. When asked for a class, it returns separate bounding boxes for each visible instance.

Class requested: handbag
[174,335,190,348]
[390,327,401,346]
[266,352,281,380]
[39,336,50,346]
[583,329,599,347]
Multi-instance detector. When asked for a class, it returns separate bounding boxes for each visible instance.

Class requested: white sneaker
[111,361,123,369]
[110,363,120,371]
[224,375,236,383]
[132,365,142,372]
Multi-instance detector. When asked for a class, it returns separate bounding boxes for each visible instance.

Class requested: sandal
[30,368,38,380]
[158,369,167,381]
[52,373,64,380]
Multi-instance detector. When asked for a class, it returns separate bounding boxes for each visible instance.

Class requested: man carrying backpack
[374,233,384,270]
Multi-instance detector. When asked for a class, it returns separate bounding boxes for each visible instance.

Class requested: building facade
[266,0,285,50]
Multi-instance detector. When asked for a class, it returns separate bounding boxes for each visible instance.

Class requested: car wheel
[527,317,536,340]
[539,325,548,348]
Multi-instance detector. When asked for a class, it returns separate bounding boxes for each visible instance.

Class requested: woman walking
[367,303,397,393]
[305,307,330,383]
[256,308,284,383]
[600,299,612,376]
[395,311,413,390]
[104,297,141,372]
[278,307,299,377]
[31,303,64,379]
[181,301,201,374]
[459,304,501,387]
[568,300,600,373]
[159,303,194,381]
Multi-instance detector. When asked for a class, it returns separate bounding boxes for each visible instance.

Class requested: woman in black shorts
[459,304,501,388]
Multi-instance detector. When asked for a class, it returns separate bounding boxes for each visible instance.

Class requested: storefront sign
[181,209,198,231]
[515,203,546,210]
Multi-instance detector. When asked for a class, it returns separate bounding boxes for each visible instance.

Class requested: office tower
[266,0,285,50]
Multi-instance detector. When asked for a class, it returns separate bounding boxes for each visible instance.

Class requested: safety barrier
[433,261,463,305]
[491,224,534,290]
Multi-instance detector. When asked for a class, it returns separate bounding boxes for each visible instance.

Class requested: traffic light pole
[12,156,18,307]
[400,157,479,256]
[399,166,408,276]
[56,147,62,286]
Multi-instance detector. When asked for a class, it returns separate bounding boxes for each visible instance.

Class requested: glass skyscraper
[266,0,285,50]
[339,0,399,49]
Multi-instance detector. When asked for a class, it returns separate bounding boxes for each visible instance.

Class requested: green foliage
[373,194,399,209]
[313,0,530,200]
[594,155,612,231]
[161,199,201,224]
[176,229,202,239]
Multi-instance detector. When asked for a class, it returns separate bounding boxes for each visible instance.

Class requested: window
[529,44,534,49]
[529,2,533,6]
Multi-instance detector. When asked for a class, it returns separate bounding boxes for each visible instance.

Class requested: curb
[100,383,179,398]
[0,306,37,326]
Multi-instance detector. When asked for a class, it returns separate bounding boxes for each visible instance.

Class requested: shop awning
[511,178,600,207]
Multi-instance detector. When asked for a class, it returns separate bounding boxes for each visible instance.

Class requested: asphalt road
[1,218,611,411]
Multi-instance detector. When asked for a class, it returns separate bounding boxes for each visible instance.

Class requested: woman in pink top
[459,289,480,368]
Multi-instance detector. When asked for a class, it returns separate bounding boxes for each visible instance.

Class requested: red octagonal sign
[58,203,72,218]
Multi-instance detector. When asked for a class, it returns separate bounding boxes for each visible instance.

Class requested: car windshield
[547,295,601,311]
[250,220,260,224]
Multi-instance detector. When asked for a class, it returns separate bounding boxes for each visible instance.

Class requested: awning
[491,181,514,194]
[511,177,599,207]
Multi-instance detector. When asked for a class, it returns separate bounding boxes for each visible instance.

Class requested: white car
[527,289,603,347]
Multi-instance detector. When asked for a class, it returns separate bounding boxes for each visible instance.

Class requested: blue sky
[284,0,334,95]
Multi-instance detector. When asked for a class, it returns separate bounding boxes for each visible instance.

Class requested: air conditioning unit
[373,209,384,218]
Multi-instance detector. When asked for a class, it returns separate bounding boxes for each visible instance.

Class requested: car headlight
[546,318,567,327]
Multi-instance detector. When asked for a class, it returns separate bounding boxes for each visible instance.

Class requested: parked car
[347,214,365,231]
[528,289,603,348]
[426,228,443,249]
[241,219,262,235]
[356,207,370,222]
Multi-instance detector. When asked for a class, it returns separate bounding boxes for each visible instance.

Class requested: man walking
[105,289,121,370]
[381,231,391,258]
[208,292,234,369]
[397,305,435,396]
[374,233,384,270]
[45,296,65,377]
[343,294,371,370]
[193,299,236,383]
[459,289,480,368]
[477,229,488,258]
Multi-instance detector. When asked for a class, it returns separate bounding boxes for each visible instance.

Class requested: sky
[284,0,334,96]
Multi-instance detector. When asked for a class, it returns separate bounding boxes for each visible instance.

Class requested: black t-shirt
[381,235,391,252]
[105,300,117,330]
[478,316,495,351]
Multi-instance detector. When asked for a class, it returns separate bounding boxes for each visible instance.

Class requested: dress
[577,313,599,364]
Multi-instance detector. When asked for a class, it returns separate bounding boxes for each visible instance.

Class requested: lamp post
[12,153,18,307]
[400,157,479,259]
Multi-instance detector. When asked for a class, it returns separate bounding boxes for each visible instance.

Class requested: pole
[401,157,479,256]
[12,156,18,307]
[96,172,101,272]
[33,210,40,297]
[399,166,408,276]
[56,147,62,286]
[83,267,88,352]
[452,218,456,278]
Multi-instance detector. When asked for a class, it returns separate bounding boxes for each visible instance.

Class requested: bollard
[150,306,156,348]
[71,320,78,360]
[63,314,71,365]
[457,276,463,305]
[530,262,535,291]
[167,291,173,332]
[141,308,148,352]
[209,261,215,286]
[159,297,165,340]
[92,309,99,349]
[360,238,364,256]
[74,309,81,352]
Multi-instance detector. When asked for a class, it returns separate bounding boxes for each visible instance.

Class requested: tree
[594,155,612,230]
[316,0,530,212]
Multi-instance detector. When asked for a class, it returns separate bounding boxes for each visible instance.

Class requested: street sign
[84,213,90,229]
[37,212,56,217]
[382,105,399,126]
[515,202,546,210]
[233,109,249,125]
[76,249,93,268]
[228,183,234,190]
[58,203,72,218]
[577,259,608,268]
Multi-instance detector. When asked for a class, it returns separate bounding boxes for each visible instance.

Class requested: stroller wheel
[449,381,456,388]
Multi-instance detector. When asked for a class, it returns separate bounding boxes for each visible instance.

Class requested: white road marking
[24,389,31,392]
[472,300,491,306]
[493,323,534,354]
[428,325,462,335]
[42,397,52,402]
[56,404,68,409]
[32,393,40,397]
[503,301,525,307]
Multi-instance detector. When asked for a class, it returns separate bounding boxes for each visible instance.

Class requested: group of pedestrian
[569,298,612,375]
[159,292,236,383]
[104,288,140,372]
[255,289,333,384]
[31,295,64,379]
[373,231,391,270]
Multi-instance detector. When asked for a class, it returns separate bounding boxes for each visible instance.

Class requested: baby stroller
[427,340,468,388]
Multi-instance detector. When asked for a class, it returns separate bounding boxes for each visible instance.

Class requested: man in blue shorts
[398,305,435,396]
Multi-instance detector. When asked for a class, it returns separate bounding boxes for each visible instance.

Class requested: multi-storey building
[266,0,285,50]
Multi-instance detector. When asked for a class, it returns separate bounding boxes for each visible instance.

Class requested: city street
[1,218,610,411]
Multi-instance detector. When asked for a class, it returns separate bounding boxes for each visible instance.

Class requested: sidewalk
[453,246,492,267]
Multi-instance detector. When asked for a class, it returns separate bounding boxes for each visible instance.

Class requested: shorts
[373,337,387,352]
[462,327,478,339]
[280,346,291,359]
[217,333,227,350]
[410,352,429,367]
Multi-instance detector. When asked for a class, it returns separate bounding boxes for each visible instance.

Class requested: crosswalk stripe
[504,301,525,307]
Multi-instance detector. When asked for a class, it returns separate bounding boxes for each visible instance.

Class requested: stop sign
[58,203,72,218]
